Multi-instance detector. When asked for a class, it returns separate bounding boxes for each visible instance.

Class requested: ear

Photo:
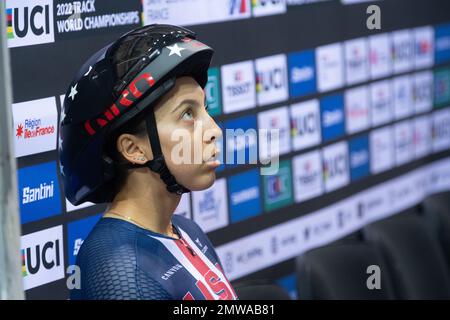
[116,133,151,164]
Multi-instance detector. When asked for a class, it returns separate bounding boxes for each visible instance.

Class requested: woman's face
[150,76,222,191]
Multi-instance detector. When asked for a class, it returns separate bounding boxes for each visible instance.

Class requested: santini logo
[22,181,54,204]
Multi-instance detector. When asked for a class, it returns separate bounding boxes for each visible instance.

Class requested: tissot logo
[344,37,369,85]
[292,150,323,203]
[370,126,394,174]
[345,86,370,134]
[316,43,344,92]
[221,60,256,113]
[413,115,432,159]
[21,226,65,290]
[368,33,392,80]
[258,106,291,160]
[6,0,54,48]
[370,80,393,127]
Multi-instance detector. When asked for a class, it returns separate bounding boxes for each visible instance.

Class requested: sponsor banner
[288,49,316,98]
[142,0,251,27]
[345,85,370,134]
[432,107,450,153]
[12,97,58,158]
[394,120,414,166]
[413,71,433,114]
[435,22,450,65]
[344,37,369,85]
[67,214,102,266]
[255,54,289,106]
[434,67,450,108]
[262,159,293,211]
[251,0,287,17]
[205,67,222,117]
[228,169,261,223]
[413,26,434,69]
[349,134,370,182]
[292,150,323,203]
[54,0,141,40]
[18,161,62,224]
[258,106,291,161]
[221,60,256,114]
[174,193,192,220]
[320,94,345,142]
[370,126,394,174]
[393,75,413,120]
[6,0,55,48]
[368,33,392,80]
[316,43,344,93]
[322,141,349,193]
[413,115,432,159]
[391,29,414,74]
[217,156,450,281]
[192,178,228,232]
[21,225,65,290]
[192,178,229,233]
[370,80,393,127]
[225,115,258,167]
[290,99,321,151]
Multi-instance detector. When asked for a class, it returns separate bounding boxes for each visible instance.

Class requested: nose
[203,113,223,144]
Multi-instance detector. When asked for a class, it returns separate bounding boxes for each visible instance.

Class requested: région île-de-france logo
[15,118,54,140]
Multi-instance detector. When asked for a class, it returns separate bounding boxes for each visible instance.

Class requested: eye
[181,108,194,121]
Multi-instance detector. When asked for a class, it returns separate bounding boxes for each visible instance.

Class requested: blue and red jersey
[70,214,238,300]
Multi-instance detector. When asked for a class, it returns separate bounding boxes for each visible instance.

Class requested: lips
[204,147,221,168]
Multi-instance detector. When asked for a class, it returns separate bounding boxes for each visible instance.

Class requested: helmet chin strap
[125,108,190,195]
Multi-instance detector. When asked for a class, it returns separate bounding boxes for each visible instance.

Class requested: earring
[134,156,146,162]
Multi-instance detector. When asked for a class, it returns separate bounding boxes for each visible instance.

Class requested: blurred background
[1,0,450,299]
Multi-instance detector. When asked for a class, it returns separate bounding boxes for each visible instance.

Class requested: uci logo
[6,0,54,48]
[22,239,61,277]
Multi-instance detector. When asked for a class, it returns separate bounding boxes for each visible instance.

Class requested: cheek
[157,123,216,190]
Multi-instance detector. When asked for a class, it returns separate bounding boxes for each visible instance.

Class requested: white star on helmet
[166,43,186,57]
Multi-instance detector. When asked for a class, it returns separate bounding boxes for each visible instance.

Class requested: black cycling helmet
[59,24,214,205]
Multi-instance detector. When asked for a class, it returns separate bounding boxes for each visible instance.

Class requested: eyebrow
[171,98,202,114]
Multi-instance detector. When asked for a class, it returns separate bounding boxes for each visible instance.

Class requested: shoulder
[72,218,172,299]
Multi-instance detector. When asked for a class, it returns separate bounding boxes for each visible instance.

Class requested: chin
[183,171,216,191]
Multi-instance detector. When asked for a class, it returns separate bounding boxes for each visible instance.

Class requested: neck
[105,168,181,236]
